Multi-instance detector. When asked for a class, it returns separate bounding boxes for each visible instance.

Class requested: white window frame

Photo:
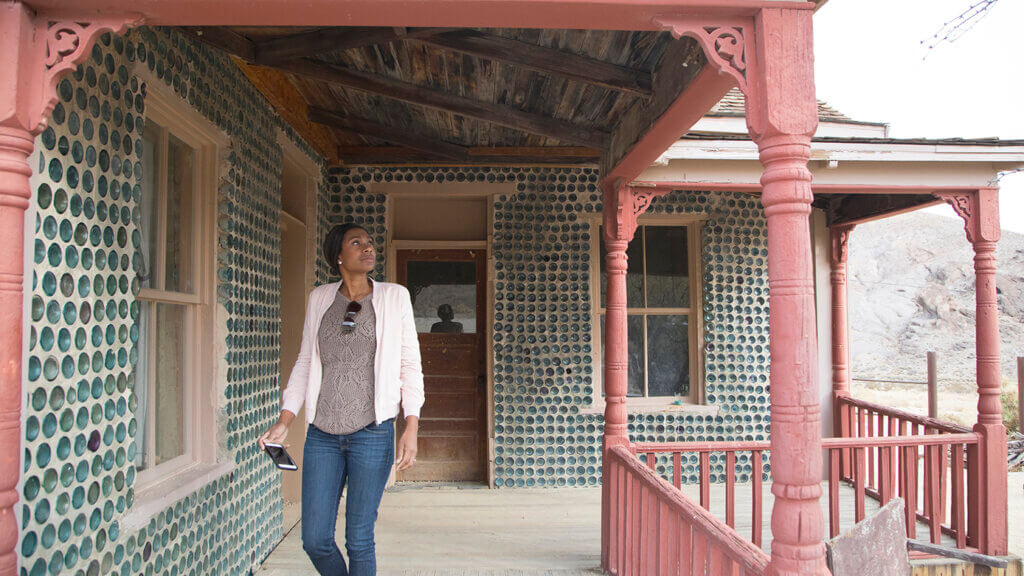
[131,78,224,496]
[586,214,711,413]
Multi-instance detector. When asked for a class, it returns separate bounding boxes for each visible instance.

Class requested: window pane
[139,126,159,290]
[647,315,690,397]
[405,260,477,334]
[645,226,689,308]
[599,227,644,308]
[600,315,645,397]
[154,303,187,465]
[165,134,195,293]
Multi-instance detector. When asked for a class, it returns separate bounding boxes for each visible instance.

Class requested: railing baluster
[911,423,921,518]
[708,544,723,576]
[639,483,649,576]
[751,450,762,548]
[952,443,966,549]
[855,446,866,522]
[725,451,735,528]
[691,530,707,575]
[657,499,666,576]
[937,441,948,528]
[903,444,918,539]
[879,445,892,505]
[897,419,907,501]
[867,410,876,489]
[679,505,692,574]
[646,452,656,470]
[609,458,620,571]
[841,399,852,479]
[923,430,934,526]
[621,468,630,576]
[927,444,942,544]
[829,448,840,538]
[672,452,681,489]
[699,452,710,511]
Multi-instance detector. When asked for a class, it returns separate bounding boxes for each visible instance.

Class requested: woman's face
[338,228,376,275]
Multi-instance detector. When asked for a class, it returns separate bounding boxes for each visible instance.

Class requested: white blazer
[281,280,425,424]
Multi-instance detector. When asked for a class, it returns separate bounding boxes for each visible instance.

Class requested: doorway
[396,249,488,482]
[278,142,316,506]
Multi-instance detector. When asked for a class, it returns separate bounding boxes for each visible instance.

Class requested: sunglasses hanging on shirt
[342,301,362,333]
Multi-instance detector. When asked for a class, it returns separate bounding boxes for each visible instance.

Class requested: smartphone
[263,442,298,471]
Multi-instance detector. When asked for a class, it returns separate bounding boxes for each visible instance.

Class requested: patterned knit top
[312,290,377,435]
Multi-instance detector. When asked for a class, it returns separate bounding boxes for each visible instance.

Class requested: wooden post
[746,8,829,575]
[1,8,137,576]
[600,179,639,571]
[1018,356,1022,433]
[936,188,1008,556]
[928,351,938,419]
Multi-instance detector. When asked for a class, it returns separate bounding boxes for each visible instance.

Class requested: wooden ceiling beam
[827,194,938,227]
[308,107,469,160]
[414,30,653,97]
[336,145,600,165]
[255,27,449,64]
[278,58,610,149]
[180,27,256,61]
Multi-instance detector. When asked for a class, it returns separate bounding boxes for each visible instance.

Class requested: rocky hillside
[848,210,1024,394]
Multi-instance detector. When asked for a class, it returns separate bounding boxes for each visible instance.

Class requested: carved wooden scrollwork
[934,191,976,243]
[36,18,142,130]
[652,17,751,94]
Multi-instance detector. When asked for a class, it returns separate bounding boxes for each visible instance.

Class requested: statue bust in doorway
[430,304,464,334]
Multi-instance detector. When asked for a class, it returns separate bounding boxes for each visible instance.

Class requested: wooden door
[396,249,486,482]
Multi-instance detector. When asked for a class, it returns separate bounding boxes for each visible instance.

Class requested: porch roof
[185,25,706,166]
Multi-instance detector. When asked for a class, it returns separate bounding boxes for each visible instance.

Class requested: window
[595,221,703,405]
[133,85,219,489]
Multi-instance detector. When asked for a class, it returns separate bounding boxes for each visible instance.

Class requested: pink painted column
[829,225,854,426]
[829,224,853,483]
[600,179,634,571]
[1,6,137,574]
[0,7,43,572]
[745,8,829,576]
[937,189,1007,555]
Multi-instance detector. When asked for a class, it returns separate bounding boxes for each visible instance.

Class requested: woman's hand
[396,416,419,471]
[258,411,295,449]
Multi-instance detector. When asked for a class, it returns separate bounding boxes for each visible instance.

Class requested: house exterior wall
[330,167,773,488]
[20,27,329,576]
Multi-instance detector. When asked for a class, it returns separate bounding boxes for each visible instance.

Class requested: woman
[258,223,424,576]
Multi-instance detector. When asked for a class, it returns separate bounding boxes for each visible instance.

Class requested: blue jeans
[301,420,394,576]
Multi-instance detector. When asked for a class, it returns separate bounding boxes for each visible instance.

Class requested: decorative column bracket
[933,190,1001,246]
[652,16,754,95]
[34,18,143,132]
[602,179,672,244]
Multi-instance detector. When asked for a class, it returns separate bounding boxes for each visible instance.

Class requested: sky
[812,0,1024,233]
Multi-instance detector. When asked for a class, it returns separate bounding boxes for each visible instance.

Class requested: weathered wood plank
[231,57,339,162]
[601,35,707,180]
[180,26,256,61]
[257,27,449,64]
[414,30,652,97]
[826,194,937,227]
[309,106,469,160]
[277,59,609,148]
[335,145,600,165]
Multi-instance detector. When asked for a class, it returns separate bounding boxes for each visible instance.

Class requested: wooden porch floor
[257,473,1024,575]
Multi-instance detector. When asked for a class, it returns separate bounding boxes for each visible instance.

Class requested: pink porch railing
[633,430,981,553]
[834,395,978,547]
[605,444,770,576]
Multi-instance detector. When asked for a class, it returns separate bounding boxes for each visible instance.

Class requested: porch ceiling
[182,26,705,165]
